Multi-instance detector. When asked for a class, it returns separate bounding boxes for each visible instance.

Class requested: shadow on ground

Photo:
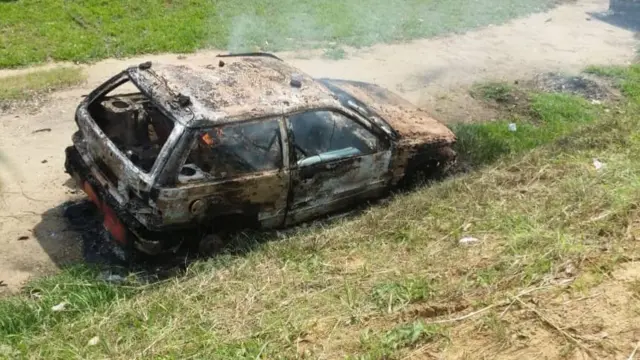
[31,198,378,283]
[33,200,209,281]
[589,8,640,33]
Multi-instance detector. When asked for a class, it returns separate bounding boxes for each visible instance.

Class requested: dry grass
[0,67,85,103]
[1,65,640,359]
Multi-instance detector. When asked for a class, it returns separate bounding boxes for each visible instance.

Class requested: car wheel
[105,232,139,266]
[198,233,226,256]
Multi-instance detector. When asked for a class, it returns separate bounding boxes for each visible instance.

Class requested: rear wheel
[198,233,226,257]
[104,229,140,266]
[402,146,457,186]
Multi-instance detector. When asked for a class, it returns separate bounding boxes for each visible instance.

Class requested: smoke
[222,6,328,53]
[215,0,558,53]
[225,14,269,53]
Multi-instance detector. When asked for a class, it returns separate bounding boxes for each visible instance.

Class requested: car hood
[320,79,456,144]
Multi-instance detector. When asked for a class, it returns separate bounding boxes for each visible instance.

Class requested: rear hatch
[73,70,179,205]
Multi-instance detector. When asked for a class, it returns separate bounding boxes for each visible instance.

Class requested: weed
[361,321,446,358]
[324,46,347,60]
[530,93,595,124]
[584,65,628,79]
[371,278,436,312]
[471,82,514,102]
[480,311,509,345]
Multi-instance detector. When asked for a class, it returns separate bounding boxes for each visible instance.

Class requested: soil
[437,261,640,360]
[530,72,618,100]
[0,0,637,301]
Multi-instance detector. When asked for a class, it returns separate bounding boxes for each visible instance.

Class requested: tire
[198,233,226,257]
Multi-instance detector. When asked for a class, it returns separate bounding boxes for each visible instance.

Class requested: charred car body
[64,53,456,259]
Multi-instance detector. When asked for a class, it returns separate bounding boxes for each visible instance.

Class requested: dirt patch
[382,269,640,359]
[422,263,640,360]
[425,89,503,124]
[530,72,617,100]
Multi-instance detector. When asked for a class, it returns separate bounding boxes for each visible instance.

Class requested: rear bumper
[64,145,169,255]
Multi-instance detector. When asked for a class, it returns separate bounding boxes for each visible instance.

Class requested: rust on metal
[64,53,457,258]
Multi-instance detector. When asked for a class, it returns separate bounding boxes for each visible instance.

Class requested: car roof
[130,56,342,127]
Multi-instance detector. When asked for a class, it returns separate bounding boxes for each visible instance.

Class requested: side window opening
[87,77,175,173]
[182,118,283,182]
[288,110,380,165]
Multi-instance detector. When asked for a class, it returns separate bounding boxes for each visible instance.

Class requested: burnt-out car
[64,53,456,260]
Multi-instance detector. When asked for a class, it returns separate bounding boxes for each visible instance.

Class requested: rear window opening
[87,78,175,173]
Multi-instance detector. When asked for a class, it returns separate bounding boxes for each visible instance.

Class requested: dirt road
[0,0,637,294]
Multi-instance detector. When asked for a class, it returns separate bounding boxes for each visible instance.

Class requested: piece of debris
[628,341,640,360]
[177,55,187,60]
[100,272,126,284]
[290,77,302,88]
[17,235,29,241]
[593,158,605,171]
[459,236,480,245]
[87,336,100,346]
[591,99,602,105]
[508,123,517,132]
[563,261,576,277]
[0,281,6,287]
[41,160,48,164]
[32,128,51,134]
[51,302,67,312]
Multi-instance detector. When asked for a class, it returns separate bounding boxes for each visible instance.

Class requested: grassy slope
[1,65,639,359]
[0,0,559,68]
[0,67,85,102]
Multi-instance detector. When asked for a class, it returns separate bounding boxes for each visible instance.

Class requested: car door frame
[155,116,292,230]
[283,107,394,226]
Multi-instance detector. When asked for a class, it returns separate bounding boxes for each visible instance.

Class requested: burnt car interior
[178,111,380,184]
[88,79,175,173]
[181,118,283,183]
[288,110,380,166]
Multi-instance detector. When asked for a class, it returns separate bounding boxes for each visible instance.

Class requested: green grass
[585,64,640,102]
[0,267,137,342]
[323,46,347,60]
[454,92,597,165]
[0,0,560,68]
[471,82,515,102]
[0,67,85,102]
[358,321,447,359]
[2,64,640,359]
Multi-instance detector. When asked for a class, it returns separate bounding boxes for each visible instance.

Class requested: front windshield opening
[87,77,176,173]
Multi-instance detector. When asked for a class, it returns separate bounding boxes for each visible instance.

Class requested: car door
[285,109,392,226]
[155,117,290,230]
